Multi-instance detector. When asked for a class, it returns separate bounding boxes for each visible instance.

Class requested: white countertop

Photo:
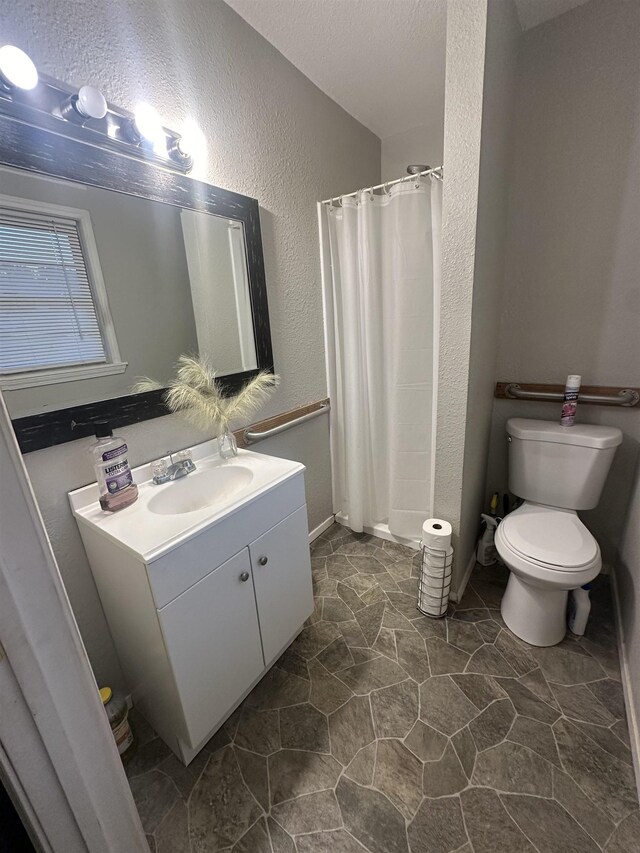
[69,440,305,562]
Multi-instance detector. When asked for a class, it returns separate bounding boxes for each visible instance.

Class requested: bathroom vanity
[69,442,313,764]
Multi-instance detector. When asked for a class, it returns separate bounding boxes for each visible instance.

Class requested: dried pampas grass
[132,355,278,434]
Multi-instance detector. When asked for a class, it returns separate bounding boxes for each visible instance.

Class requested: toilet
[495,418,622,647]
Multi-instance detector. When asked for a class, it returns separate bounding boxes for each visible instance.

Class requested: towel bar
[495,382,639,407]
[241,401,330,445]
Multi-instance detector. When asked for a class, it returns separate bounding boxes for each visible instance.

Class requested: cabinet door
[249,505,314,665]
[158,548,264,749]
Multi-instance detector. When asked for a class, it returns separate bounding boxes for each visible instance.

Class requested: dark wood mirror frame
[0,113,274,453]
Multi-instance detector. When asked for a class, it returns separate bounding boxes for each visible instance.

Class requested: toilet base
[501,572,568,647]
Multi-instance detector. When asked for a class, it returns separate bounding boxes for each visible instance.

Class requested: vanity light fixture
[60,84,108,122]
[0,64,195,173]
[128,102,165,146]
[174,118,206,165]
[0,45,38,92]
[167,136,193,169]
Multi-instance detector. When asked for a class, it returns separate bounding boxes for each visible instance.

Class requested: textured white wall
[6,0,380,689]
[433,0,520,593]
[485,0,640,731]
[433,0,488,584]
[381,123,444,183]
[457,0,521,580]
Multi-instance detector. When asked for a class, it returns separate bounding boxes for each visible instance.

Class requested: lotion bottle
[90,420,138,512]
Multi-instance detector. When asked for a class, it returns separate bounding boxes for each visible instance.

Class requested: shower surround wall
[5,0,380,690]
[484,0,640,759]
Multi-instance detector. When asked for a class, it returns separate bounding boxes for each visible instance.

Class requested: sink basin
[148,465,254,516]
[69,443,305,562]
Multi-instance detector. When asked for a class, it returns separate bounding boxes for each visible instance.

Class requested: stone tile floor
[127,523,640,852]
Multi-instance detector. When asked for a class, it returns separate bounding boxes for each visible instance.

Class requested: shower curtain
[323,176,442,540]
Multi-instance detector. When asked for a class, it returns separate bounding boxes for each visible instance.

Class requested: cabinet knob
[239,571,250,583]
[258,556,268,566]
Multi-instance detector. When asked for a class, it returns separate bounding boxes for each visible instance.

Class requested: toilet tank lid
[506,418,622,449]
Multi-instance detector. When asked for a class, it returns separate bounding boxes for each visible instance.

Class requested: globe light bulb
[0,45,38,91]
[133,102,164,144]
[75,85,107,119]
[178,118,206,162]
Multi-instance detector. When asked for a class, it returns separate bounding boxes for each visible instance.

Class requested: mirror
[0,114,273,452]
[0,166,258,417]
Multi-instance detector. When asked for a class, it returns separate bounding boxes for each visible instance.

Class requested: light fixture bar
[0,66,193,173]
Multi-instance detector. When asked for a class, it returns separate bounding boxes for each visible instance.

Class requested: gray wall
[5,0,380,690]
[486,0,640,561]
[620,465,640,757]
[457,0,521,582]
[434,0,520,593]
[484,0,640,733]
[381,122,444,183]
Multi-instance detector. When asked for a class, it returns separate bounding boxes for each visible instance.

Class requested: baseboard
[334,512,421,551]
[451,548,477,604]
[610,568,640,796]
[309,515,335,543]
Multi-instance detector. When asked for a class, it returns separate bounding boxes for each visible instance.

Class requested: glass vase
[217,428,238,459]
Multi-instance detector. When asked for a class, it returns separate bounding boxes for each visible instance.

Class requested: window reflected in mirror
[0,166,259,421]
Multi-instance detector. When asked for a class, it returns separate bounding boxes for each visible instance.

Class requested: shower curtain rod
[321,165,443,205]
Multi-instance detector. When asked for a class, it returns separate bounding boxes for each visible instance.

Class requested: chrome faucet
[152,449,196,484]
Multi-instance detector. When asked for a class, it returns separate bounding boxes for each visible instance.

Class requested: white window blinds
[0,207,107,375]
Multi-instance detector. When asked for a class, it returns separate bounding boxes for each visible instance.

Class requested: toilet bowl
[496,418,622,647]
[495,502,601,646]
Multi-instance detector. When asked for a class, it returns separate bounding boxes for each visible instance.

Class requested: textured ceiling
[223,0,447,140]
[224,0,594,140]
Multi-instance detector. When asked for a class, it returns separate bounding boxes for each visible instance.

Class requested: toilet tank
[507,418,622,510]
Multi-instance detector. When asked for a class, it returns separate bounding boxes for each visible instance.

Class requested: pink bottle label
[560,391,579,426]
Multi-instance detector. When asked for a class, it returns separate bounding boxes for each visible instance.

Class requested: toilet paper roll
[422,518,452,550]
[421,558,449,578]
[422,544,454,569]
[421,573,452,592]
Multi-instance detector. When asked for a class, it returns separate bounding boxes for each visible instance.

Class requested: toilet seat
[495,503,601,590]
[499,503,598,569]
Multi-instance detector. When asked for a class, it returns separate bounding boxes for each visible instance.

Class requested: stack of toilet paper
[418,519,453,618]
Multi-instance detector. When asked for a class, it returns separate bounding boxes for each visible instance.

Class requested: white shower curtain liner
[322,176,442,541]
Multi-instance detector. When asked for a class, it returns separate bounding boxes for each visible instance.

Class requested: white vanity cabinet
[69,446,314,765]
[250,506,314,664]
[157,549,265,752]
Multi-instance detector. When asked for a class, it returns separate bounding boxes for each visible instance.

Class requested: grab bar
[501,383,639,407]
[243,401,330,445]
